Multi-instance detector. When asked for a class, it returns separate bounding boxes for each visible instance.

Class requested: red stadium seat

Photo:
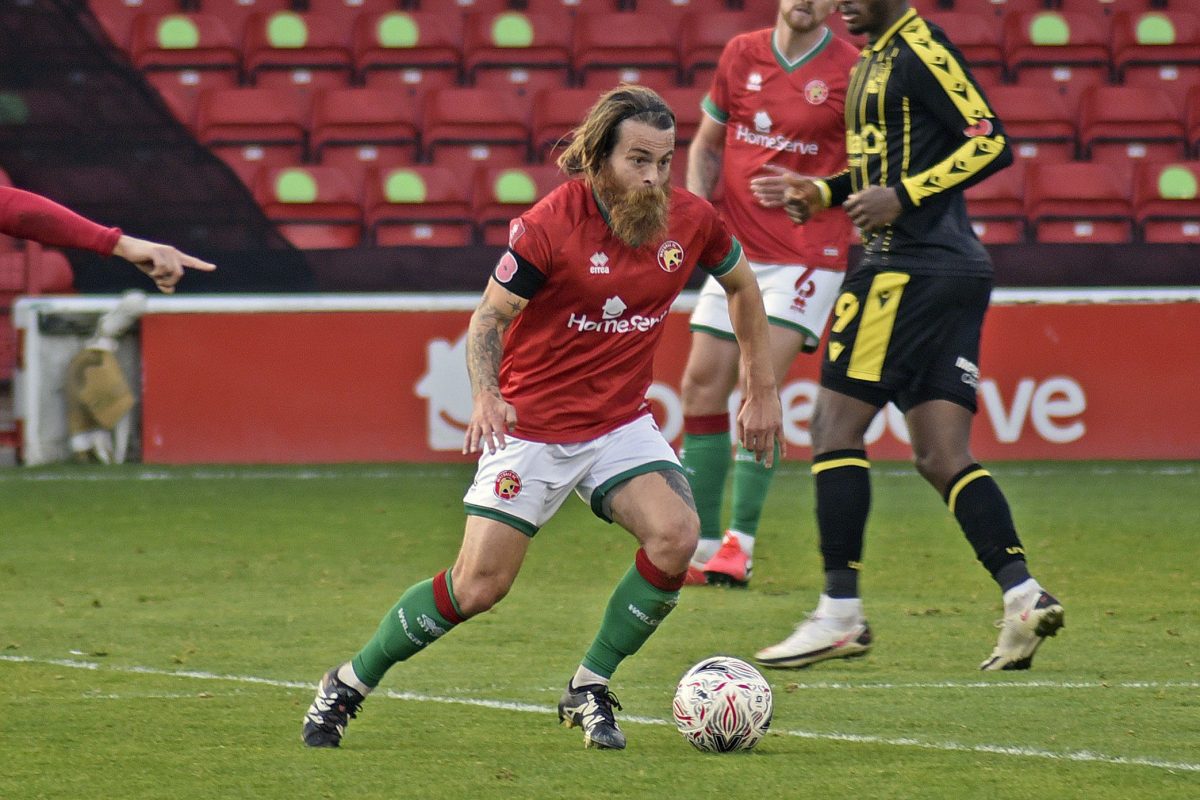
[129,12,239,74]
[462,10,573,93]
[243,11,354,90]
[732,0,779,25]
[1026,161,1134,243]
[1004,11,1113,116]
[196,87,311,186]
[679,11,762,89]
[524,0,614,11]
[197,0,291,41]
[1057,0,1161,14]
[365,164,475,246]
[1189,85,1200,158]
[1133,160,1200,243]
[657,87,704,146]
[436,0,511,14]
[924,11,1006,87]
[353,11,463,92]
[948,0,1048,16]
[0,242,74,293]
[965,160,1027,244]
[422,87,532,176]
[627,0,729,26]
[130,12,241,128]
[1132,158,1200,241]
[531,86,604,163]
[1112,10,1200,111]
[88,0,183,51]
[304,0,399,25]
[472,164,569,246]
[572,12,678,90]
[1078,85,1186,164]
[987,85,1077,162]
[311,88,421,175]
[255,165,363,249]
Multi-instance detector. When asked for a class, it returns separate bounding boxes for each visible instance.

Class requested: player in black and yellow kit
[755,0,1065,671]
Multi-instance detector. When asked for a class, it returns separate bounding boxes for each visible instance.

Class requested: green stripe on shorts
[464,503,539,537]
[588,460,685,522]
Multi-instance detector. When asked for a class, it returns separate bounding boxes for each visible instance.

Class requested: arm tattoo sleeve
[466,303,513,398]
[690,147,722,199]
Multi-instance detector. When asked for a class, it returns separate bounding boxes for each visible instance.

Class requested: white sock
[815,593,864,622]
[571,665,609,689]
[1003,578,1042,611]
[691,538,721,567]
[337,662,372,696]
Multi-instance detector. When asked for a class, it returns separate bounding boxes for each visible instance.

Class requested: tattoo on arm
[688,146,722,198]
[698,149,722,197]
[467,303,514,398]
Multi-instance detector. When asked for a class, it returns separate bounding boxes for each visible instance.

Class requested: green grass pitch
[2,462,1197,799]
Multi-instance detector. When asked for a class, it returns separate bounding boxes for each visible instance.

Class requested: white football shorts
[690,262,845,351]
[462,414,682,536]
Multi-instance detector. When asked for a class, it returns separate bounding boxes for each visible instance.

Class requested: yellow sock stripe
[811,457,871,475]
[947,468,991,515]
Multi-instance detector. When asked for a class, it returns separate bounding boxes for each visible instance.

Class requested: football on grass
[672,655,773,752]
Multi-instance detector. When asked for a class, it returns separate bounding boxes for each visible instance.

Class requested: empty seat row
[250,162,569,248]
[122,7,788,95]
[966,159,1200,244]
[933,8,1200,108]
[245,157,1200,251]
[192,85,704,185]
[990,83,1200,162]
[186,80,1200,188]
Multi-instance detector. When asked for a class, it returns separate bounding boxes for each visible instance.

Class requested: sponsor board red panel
[140,302,1200,463]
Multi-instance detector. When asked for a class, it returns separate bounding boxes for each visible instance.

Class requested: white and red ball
[672,655,773,752]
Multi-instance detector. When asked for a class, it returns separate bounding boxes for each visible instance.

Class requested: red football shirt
[496,179,741,443]
[704,26,859,269]
[0,187,121,254]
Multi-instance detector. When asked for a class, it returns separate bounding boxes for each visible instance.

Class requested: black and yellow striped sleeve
[894,20,1013,210]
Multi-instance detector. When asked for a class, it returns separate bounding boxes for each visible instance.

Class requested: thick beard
[594,169,670,249]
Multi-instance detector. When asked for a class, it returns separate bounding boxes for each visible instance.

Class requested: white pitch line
[3,655,1198,774]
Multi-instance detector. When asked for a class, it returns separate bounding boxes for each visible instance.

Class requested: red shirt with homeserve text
[493,178,741,444]
[0,186,121,254]
[704,26,858,269]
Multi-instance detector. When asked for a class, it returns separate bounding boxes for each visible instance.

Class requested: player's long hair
[557,84,676,180]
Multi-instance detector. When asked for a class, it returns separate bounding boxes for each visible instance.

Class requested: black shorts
[819,266,991,413]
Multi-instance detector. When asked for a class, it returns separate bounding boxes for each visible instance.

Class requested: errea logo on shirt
[746,72,763,92]
[589,251,610,274]
[566,296,667,333]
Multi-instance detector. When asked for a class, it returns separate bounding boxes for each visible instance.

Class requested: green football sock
[351,571,462,688]
[581,552,681,679]
[680,428,732,541]
[729,443,779,538]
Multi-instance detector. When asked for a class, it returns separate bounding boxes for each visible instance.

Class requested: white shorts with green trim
[690,262,845,351]
[462,414,682,537]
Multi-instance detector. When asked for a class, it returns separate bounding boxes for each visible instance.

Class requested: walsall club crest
[804,79,830,105]
[494,469,522,500]
[657,240,684,272]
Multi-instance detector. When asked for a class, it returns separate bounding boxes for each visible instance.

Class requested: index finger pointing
[180,255,217,272]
